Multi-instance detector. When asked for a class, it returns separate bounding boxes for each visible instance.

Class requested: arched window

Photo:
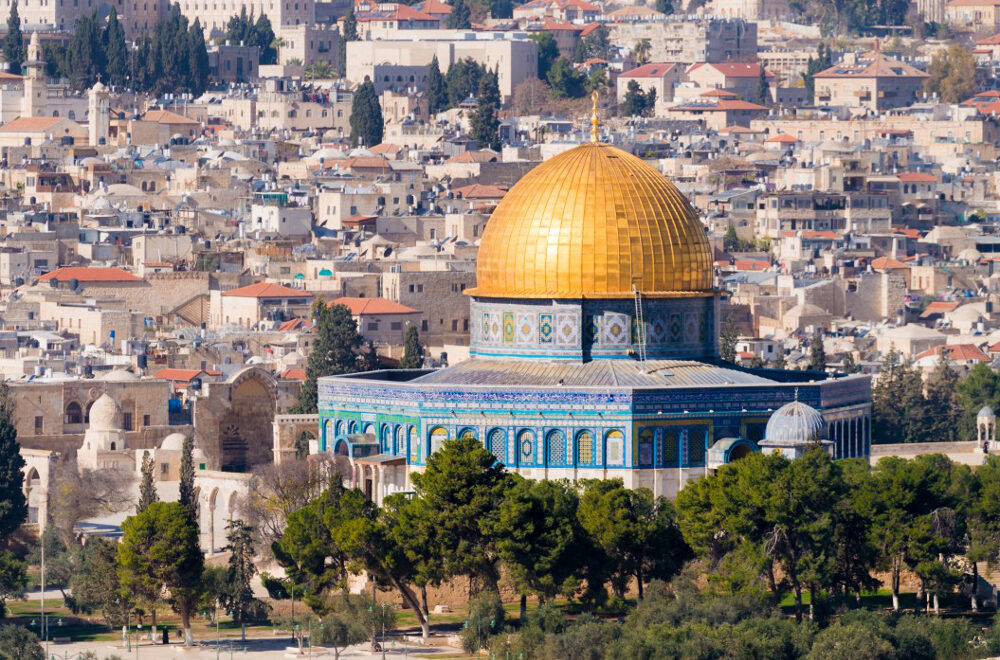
[487,428,506,464]
[546,429,566,466]
[638,428,654,467]
[381,425,391,453]
[392,425,402,455]
[334,419,344,437]
[408,426,419,462]
[348,420,358,434]
[429,426,448,455]
[65,401,83,424]
[576,430,594,466]
[605,430,625,467]
[517,429,535,465]
[85,400,95,423]
[363,422,374,435]
[458,427,477,442]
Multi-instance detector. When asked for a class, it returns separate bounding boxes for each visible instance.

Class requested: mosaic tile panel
[503,312,515,344]
[515,312,537,345]
[556,313,578,346]
[604,312,629,346]
[539,313,554,344]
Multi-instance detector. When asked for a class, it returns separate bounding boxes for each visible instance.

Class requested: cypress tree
[3,1,23,75]
[399,324,425,369]
[349,80,383,147]
[470,68,500,150]
[756,65,769,106]
[224,520,265,640]
[427,56,447,113]
[188,18,209,95]
[447,0,471,28]
[290,300,364,414]
[137,451,158,513]
[178,436,197,524]
[103,7,128,88]
[807,329,827,372]
[0,382,26,545]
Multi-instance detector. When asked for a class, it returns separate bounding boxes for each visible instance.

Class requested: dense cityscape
[1,0,1000,656]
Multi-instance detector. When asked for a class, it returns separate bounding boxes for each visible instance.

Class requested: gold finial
[590,90,600,143]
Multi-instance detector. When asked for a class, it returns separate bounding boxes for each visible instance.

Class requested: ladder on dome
[633,285,648,363]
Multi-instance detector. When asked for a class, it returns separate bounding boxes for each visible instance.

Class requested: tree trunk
[392,576,430,640]
[182,609,193,647]
[636,568,644,600]
[792,579,803,623]
[766,560,779,603]
[808,585,816,622]
[519,594,527,622]
[421,585,430,617]
[972,562,980,611]
[933,592,940,614]
[891,559,901,611]
[151,609,157,643]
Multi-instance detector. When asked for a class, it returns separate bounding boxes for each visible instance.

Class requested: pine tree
[925,349,962,442]
[427,56,447,114]
[178,437,197,524]
[137,451,158,513]
[290,300,364,414]
[224,520,266,640]
[470,68,500,150]
[399,324,424,369]
[349,80,383,147]
[841,352,859,374]
[188,19,209,95]
[807,329,827,372]
[447,0,471,28]
[3,1,23,75]
[490,0,513,18]
[0,382,25,545]
[102,7,128,88]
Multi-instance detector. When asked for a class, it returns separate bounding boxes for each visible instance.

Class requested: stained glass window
[487,428,506,464]
[518,430,534,463]
[606,430,625,466]
[408,427,419,462]
[430,426,448,455]
[576,430,594,465]
[546,430,567,466]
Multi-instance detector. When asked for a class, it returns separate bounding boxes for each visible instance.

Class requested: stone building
[10,370,176,454]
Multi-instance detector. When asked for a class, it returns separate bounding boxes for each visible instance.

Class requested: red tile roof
[280,368,307,381]
[871,256,908,269]
[897,172,937,183]
[765,133,798,143]
[142,110,200,125]
[0,116,68,132]
[453,183,508,199]
[39,267,140,283]
[333,296,419,315]
[920,301,960,317]
[153,368,222,382]
[621,63,677,78]
[222,283,314,299]
[915,344,989,362]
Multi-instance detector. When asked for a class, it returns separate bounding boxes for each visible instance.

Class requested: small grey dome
[764,400,827,446]
[979,406,996,420]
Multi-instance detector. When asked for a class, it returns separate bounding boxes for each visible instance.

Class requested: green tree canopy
[291,300,364,413]
[117,501,204,645]
[349,80,384,148]
[3,1,23,75]
[399,324,425,369]
[926,45,977,103]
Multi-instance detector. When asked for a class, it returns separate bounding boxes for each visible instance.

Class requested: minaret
[21,32,46,118]
[88,79,109,146]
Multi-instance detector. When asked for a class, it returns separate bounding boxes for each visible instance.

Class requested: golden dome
[468,142,713,299]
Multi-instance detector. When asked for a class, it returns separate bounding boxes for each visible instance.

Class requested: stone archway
[198,367,278,472]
